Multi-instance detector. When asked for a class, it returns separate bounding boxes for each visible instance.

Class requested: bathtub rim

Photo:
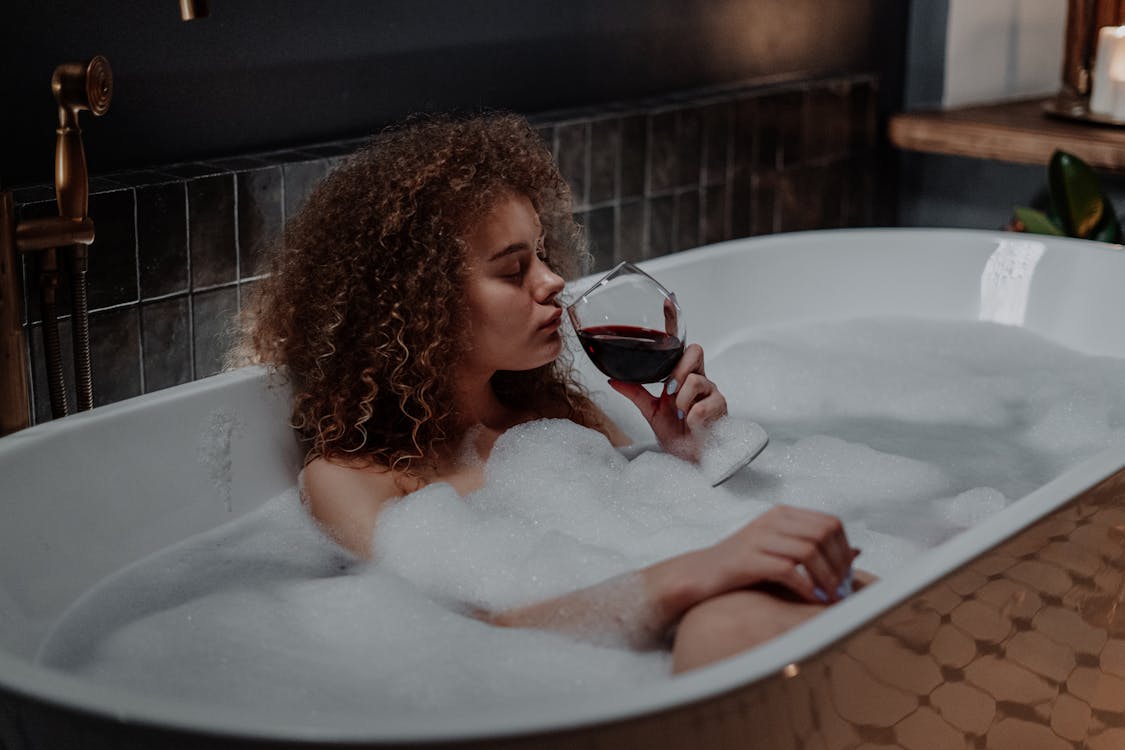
[4,445,1124,744]
[4,226,1125,742]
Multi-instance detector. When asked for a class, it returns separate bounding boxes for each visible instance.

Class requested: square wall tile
[87,189,138,310]
[756,91,805,171]
[535,126,555,155]
[283,159,334,222]
[677,109,702,190]
[702,103,732,186]
[589,119,619,205]
[850,80,878,152]
[556,123,589,208]
[729,165,752,239]
[702,185,730,245]
[90,306,142,407]
[189,174,237,289]
[806,83,852,163]
[142,296,192,392]
[647,195,675,257]
[237,166,283,278]
[163,162,226,179]
[843,155,876,227]
[776,164,845,233]
[137,180,188,299]
[11,186,55,204]
[675,190,700,252]
[238,279,262,328]
[582,206,615,271]
[617,200,645,264]
[732,98,756,169]
[751,172,777,236]
[110,170,182,187]
[11,72,884,418]
[648,111,678,194]
[620,116,647,199]
[192,286,238,378]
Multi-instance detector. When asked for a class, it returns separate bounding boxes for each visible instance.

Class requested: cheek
[467,288,525,341]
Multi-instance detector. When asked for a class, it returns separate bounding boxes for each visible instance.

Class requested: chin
[515,344,562,373]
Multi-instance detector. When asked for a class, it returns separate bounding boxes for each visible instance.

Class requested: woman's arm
[303,457,858,651]
[486,504,858,648]
[301,457,406,559]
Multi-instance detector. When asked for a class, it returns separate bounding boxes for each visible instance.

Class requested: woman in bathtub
[239,113,864,672]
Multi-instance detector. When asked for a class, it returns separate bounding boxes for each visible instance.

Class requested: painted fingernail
[676,408,685,420]
[813,587,830,603]
[665,378,679,396]
[835,569,854,599]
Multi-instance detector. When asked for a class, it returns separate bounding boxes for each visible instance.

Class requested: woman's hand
[609,343,727,462]
[489,504,863,649]
[691,505,859,605]
[639,506,860,636]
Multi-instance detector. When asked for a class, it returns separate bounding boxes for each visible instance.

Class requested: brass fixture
[179,0,210,20]
[0,55,111,436]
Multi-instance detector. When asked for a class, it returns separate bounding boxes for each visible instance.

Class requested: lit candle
[1090,26,1125,117]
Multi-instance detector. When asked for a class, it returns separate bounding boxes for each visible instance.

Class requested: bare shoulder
[589,403,632,447]
[537,396,632,447]
[301,457,407,559]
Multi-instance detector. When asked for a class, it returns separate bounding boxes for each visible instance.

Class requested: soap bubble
[37,316,1125,722]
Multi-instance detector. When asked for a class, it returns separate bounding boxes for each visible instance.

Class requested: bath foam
[36,316,1125,723]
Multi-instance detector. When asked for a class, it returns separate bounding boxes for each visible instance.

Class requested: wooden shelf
[889,97,1125,173]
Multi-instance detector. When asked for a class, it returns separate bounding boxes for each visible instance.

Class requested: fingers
[673,374,727,429]
[750,506,857,602]
[611,343,728,461]
[667,344,705,390]
[608,379,658,421]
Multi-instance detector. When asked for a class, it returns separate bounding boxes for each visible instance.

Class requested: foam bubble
[38,316,1125,721]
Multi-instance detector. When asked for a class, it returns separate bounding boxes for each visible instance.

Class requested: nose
[533,257,565,305]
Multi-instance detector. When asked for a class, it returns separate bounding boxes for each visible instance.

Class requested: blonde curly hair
[239,112,602,474]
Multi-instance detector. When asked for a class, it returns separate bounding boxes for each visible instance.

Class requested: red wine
[576,325,684,383]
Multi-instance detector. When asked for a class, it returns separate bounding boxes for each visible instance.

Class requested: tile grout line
[185,181,196,382]
[132,187,146,396]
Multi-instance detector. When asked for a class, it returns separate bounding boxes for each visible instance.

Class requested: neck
[453,369,514,432]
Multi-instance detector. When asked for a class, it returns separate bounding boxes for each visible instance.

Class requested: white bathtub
[3,228,1125,747]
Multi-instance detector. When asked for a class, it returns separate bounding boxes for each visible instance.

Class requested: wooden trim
[889,97,1125,172]
[0,192,30,436]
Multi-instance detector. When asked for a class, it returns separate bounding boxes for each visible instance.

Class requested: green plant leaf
[1013,206,1064,236]
[1090,197,1123,243]
[1048,150,1105,238]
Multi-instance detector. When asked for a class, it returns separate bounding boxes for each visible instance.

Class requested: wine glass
[566,262,685,383]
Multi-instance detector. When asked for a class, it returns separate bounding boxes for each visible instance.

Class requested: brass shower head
[51,55,113,130]
[179,0,210,20]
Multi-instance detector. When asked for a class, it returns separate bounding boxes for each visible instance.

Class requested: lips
[539,309,563,331]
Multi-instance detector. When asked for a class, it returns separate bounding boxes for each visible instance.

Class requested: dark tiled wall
[12,73,879,425]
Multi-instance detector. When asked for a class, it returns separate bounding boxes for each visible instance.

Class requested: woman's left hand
[609,343,727,462]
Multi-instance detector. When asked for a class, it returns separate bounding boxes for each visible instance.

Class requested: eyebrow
[487,242,532,262]
[487,229,546,262]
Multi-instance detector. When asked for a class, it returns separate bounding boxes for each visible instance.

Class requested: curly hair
[238,112,603,475]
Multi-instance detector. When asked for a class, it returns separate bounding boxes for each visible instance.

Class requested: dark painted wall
[3,0,907,187]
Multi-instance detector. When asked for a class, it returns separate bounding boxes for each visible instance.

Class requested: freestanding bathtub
[3,228,1125,748]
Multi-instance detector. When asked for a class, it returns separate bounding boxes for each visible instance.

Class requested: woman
[241,112,862,672]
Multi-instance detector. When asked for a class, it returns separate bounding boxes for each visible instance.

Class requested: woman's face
[461,192,566,375]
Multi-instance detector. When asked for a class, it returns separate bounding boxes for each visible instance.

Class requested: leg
[670,589,823,673]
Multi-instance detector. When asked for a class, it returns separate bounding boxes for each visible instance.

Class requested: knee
[671,590,816,674]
